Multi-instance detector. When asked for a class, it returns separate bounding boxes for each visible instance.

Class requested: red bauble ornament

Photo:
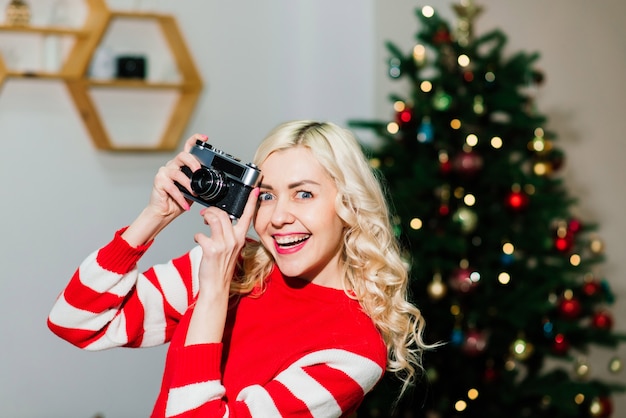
[448,267,479,293]
[582,280,602,297]
[552,333,570,355]
[505,190,529,210]
[462,328,488,356]
[396,108,413,125]
[452,150,483,176]
[554,235,574,252]
[440,159,452,175]
[568,218,582,233]
[591,310,614,330]
[559,297,582,319]
[483,365,498,383]
[433,28,452,44]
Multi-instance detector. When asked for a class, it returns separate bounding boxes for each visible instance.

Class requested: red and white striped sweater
[48,228,387,417]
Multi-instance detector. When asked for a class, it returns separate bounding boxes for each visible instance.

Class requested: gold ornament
[452,0,483,46]
[427,273,447,300]
[5,0,31,26]
[453,206,478,234]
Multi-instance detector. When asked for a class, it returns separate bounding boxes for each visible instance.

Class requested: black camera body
[177,140,261,219]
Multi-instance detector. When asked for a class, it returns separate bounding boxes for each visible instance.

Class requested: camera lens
[190,167,228,202]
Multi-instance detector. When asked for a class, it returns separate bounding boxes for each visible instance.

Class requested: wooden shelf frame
[0,23,89,36]
[0,0,203,151]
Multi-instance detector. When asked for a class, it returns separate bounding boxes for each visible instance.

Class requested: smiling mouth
[274,234,311,248]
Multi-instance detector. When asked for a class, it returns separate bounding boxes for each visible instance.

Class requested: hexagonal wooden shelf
[0,0,202,152]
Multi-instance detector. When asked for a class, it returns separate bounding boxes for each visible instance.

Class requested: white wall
[0,1,374,417]
[0,1,624,417]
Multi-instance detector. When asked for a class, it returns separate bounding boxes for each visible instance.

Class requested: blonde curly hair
[233,120,428,398]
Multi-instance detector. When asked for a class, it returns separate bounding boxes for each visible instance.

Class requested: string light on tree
[608,357,622,374]
[510,334,534,361]
[589,396,613,418]
[574,357,591,380]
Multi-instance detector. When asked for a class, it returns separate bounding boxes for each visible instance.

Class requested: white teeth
[275,235,310,245]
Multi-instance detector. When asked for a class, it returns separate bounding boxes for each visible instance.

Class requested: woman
[48,120,429,417]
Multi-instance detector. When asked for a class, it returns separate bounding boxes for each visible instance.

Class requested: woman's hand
[185,186,260,345]
[122,134,208,247]
[147,133,207,219]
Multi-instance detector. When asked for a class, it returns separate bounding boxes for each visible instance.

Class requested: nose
[270,197,295,227]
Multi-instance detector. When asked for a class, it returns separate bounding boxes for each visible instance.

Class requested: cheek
[310,205,344,235]
[252,208,269,233]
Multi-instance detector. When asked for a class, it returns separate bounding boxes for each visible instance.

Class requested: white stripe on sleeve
[236,384,282,417]
[275,366,342,418]
[165,380,226,418]
[48,293,117,332]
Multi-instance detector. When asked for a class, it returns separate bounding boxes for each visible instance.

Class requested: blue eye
[296,191,313,199]
[258,192,274,201]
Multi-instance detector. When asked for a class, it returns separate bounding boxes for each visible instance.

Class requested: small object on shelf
[5,0,31,26]
[116,55,146,79]
[89,46,115,79]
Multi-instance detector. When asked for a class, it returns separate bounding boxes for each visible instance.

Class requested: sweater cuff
[171,343,223,387]
[96,227,153,274]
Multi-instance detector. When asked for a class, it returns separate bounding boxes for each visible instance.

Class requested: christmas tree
[350,2,625,417]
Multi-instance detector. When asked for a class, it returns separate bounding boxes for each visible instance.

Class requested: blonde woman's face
[254,146,345,288]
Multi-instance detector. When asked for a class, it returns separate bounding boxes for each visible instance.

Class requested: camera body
[177,140,261,219]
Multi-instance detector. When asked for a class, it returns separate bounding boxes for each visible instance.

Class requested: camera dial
[190,167,229,202]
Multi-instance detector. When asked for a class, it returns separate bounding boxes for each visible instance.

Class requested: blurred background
[0,1,624,417]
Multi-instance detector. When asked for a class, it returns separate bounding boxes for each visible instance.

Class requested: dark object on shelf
[115,56,146,79]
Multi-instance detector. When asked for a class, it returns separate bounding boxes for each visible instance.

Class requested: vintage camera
[177,140,261,219]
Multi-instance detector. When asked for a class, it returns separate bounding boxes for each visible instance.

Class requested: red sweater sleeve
[48,228,201,350]
[158,344,384,418]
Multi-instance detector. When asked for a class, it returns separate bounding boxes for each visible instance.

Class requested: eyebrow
[259,180,321,190]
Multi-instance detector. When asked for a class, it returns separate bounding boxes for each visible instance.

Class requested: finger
[235,187,260,234]
[183,133,209,153]
[200,209,241,258]
[169,150,202,173]
[154,161,195,206]
[200,207,232,239]
[163,180,192,211]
